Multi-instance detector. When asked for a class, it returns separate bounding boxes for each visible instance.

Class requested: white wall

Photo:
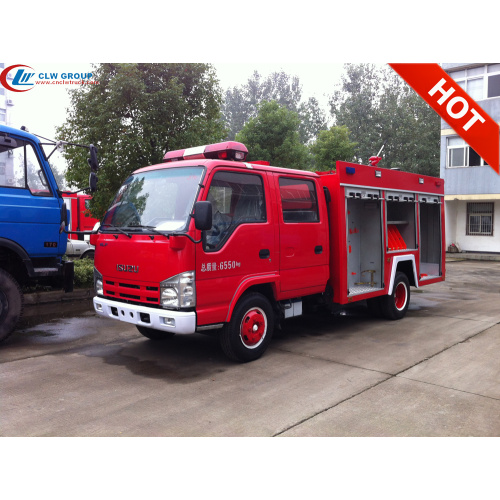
[445,200,500,253]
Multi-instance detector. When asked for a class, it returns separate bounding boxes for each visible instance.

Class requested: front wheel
[0,269,24,343]
[220,292,274,362]
[380,272,410,320]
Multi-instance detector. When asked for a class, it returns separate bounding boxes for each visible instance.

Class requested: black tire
[136,325,176,340]
[219,292,274,362]
[82,250,94,260]
[380,272,410,320]
[0,269,24,343]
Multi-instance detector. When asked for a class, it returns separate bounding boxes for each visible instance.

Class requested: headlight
[160,271,196,309]
[94,267,103,296]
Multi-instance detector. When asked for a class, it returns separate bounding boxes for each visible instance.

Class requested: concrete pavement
[1,260,499,436]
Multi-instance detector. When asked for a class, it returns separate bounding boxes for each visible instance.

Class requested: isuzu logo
[117,264,139,273]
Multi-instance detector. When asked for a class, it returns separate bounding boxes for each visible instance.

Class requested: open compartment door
[346,188,383,296]
[419,196,442,280]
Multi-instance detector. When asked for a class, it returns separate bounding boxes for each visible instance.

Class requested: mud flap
[63,260,74,293]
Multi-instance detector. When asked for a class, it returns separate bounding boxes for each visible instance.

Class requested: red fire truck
[92,141,445,362]
[62,193,99,240]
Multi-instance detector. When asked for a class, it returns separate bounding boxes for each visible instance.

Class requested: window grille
[466,202,494,236]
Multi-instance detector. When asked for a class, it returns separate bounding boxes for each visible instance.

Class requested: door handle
[259,249,270,259]
[314,245,323,254]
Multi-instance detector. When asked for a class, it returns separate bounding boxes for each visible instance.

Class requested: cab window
[205,171,266,251]
[0,139,51,196]
[279,177,319,222]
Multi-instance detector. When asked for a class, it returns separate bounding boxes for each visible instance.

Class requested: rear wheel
[137,325,175,340]
[220,292,274,362]
[0,269,24,343]
[380,272,410,320]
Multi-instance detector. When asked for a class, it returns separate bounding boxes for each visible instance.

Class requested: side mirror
[194,201,212,231]
[89,171,98,193]
[60,203,68,233]
[88,144,99,172]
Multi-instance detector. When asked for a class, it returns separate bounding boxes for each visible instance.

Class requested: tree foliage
[309,125,357,171]
[329,63,440,176]
[223,71,327,144]
[235,101,309,169]
[57,63,226,217]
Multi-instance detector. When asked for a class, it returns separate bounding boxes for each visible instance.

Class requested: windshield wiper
[129,226,203,244]
[124,225,167,240]
[103,224,202,244]
[100,224,132,238]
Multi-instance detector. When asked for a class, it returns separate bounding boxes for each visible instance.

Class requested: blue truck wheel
[0,269,24,342]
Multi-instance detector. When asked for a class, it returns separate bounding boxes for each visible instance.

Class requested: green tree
[298,97,329,144]
[329,63,440,176]
[377,70,440,175]
[309,125,357,171]
[57,63,226,217]
[223,71,327,143]
[329,64,382,164]
[235,101,309,169]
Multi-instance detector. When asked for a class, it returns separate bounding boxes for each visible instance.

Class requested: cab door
[195,168,277,325]
[274,174,329,293]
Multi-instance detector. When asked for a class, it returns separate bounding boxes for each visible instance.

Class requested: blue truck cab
[0,124,97,341]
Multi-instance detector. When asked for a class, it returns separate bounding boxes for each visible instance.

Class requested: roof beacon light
[163,141,248,163]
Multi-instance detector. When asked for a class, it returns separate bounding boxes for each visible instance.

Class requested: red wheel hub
[394,282,407,310]
[240,308,266,347]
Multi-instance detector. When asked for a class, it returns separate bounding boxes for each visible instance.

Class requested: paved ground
[1,260,499,436]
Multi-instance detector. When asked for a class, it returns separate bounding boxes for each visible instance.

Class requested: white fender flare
[388,255,419,295]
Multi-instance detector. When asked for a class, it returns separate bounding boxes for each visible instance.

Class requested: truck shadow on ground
[84,305,381,382]
[82,333,230,383]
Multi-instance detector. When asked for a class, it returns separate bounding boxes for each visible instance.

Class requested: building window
[447,136,486,168]
[450,66,484,100]
[449,64,500,100]
[466,203,494,236]
[487,64,500,98]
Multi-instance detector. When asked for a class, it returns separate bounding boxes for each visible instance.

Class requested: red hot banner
[389,63,500,175]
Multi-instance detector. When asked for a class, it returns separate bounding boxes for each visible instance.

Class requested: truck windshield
[101,166,204,232]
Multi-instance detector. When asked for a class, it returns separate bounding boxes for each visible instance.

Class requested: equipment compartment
[386,192,417,251]
[346,194,383,296]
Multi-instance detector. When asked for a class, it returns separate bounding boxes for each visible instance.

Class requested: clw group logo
[0,64,97,92]
[0,65,35,92]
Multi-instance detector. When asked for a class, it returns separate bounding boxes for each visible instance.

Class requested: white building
[0,62,15,126]
[440,63,500,255]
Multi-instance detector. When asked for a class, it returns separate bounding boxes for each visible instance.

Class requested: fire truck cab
[92,141,445,362]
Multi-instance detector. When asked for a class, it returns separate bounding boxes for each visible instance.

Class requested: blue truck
[0,124,97,342]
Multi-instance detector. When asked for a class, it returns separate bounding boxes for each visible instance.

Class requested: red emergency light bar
[163,141,249,163]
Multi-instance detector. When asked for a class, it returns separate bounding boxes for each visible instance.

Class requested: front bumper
[93,297,196,334]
